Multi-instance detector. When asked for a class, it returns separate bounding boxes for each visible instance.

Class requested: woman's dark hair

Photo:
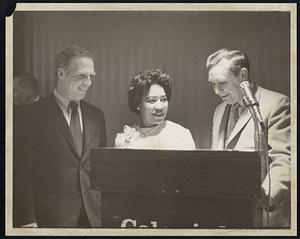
[128,68,172,114]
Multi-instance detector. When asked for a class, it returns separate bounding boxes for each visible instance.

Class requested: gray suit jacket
[211,85,290,227]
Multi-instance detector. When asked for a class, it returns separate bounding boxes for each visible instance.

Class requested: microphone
[240,81,264,125]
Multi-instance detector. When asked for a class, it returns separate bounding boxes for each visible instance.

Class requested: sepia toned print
[5,3,296,236]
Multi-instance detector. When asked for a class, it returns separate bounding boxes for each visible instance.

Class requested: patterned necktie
[69,101,82,156]
[226,103,240,140]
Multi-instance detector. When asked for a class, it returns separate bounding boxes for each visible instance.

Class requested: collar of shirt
[53,89,83,131]
[54,89,80,114]
[33,96,40,102]
[231,100,246,117]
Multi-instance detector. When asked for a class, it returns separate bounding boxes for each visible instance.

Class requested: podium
[90,148,262,228]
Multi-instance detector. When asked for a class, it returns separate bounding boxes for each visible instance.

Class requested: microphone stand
[242,97,270,227]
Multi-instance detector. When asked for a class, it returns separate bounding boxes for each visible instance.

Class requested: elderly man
[206,48,290,227]
[15,45,106,228]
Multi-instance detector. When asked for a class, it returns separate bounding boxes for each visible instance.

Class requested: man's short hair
[54,45,94,75]
[15,73,38,96]
[206,48,250,79]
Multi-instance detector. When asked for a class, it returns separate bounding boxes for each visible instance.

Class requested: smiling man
[206,48,291,228]
[15,46,107,228]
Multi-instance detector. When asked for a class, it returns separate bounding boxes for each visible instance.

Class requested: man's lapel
[80,101,93,165]
[214,104,230,149]
[225,84,262,148]
[225,108,252,148]
[47,94,81,162]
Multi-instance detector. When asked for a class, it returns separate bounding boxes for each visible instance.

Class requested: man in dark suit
[13,73,39,106]
[16,45,106,228]
[13,73,40,227]
[206,48,290,227]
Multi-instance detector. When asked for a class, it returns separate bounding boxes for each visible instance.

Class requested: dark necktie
[226,103,240,141]
[69,101,82,156]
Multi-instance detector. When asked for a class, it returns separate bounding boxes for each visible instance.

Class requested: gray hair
[206,48,250,79]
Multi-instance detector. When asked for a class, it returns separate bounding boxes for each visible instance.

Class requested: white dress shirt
[53,89,83,132]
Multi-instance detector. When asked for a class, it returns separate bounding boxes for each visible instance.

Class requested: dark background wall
[13,11,290,148]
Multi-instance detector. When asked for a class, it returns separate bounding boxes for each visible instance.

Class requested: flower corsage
[114,125,140,148]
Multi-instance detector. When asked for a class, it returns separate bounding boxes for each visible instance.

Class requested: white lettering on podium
[120,218,136,228]
[150,221,158,228]
[120,218,158,228]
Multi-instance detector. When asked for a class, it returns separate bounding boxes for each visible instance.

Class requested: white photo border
[5,2,297,236]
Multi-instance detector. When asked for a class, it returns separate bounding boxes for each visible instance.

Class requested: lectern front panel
[91,148,261,228]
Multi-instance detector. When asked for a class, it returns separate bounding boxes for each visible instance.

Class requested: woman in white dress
[115,68,195,149]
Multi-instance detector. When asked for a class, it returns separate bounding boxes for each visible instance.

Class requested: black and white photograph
[5,2,296,236]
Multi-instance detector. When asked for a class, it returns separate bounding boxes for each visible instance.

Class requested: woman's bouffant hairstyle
[128,68,172,114]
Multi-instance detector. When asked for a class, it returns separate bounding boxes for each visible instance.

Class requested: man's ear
[57,67,65,81]
[240,67,249,82]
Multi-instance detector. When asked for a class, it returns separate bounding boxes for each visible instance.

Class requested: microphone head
[240,80,251,90]
[242,96,251,107]
[239,80,258,105]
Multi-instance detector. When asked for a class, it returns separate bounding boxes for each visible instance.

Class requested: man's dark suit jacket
[14,94,106,227]
[13,105,36,227]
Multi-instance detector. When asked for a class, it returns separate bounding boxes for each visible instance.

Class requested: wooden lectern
[90,148,262,228]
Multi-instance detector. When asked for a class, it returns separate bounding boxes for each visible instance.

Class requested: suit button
[77,191,81,195]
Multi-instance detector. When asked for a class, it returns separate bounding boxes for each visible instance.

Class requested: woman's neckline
[139,124,158,129]
[138,122,164,137]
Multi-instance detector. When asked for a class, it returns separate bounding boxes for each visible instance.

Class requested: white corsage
[114,125,140,148]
